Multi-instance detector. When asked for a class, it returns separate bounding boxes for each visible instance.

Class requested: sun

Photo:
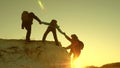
[71,58,83,68]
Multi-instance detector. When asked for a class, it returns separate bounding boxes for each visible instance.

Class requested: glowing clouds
[38,0,45,10]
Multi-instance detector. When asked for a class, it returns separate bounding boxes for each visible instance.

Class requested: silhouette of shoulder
[29,12,35,17]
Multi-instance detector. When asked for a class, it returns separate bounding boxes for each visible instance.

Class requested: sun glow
[71,58,83,68]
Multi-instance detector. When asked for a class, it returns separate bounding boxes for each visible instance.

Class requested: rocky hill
[86,62,120,68]
[0,39,71,68]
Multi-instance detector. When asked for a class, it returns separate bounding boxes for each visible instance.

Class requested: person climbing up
[21,11,41,42]
[63,33,84,60]
[42,19,63,46]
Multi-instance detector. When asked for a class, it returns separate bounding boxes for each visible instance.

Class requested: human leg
[25,26,31,41]
[42,29,50,42]
[73,51,81,60]
[52,30,59,46]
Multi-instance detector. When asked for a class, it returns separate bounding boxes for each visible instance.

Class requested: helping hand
[63,32,66,36]
[39,21,42,24]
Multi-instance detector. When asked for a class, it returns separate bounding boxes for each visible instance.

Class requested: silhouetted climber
[41,21,65,35]
[64,33,84,60]
[42,19,62,46]
[21,11,41,42]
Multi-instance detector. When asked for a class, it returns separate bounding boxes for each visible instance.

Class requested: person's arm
[56,24,59,28]
[64,34,72,42]
[21,14,24,29]
[56,26,65,35]
[31,12,41,24]
[65,45,71,49]
[41,21,50,25]
[34,16,41,24]
[21,22,24,29]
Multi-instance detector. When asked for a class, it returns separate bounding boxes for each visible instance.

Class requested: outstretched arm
[64,33,72,42]
[56,26,65,35]
[41,21,50,25]
[65,45,71,49]
[30,12,41,24]
[33,15,41,24]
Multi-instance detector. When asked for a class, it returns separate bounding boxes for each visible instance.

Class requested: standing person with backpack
[63,33,84,60]
[21,11,41,42]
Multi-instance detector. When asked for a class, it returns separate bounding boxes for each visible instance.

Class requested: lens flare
[38,0,44,10]
[71,58,82,68]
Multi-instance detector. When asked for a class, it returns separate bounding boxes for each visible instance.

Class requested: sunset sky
[0,0,120,67]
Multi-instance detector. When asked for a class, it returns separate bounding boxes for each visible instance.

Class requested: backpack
[78,40,84,50]
[21,11,29,21]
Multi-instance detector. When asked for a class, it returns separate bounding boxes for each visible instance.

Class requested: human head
[23,11,28,14]
[50,19,57,25]
[51,19,57,23]
[71,34,78,40]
